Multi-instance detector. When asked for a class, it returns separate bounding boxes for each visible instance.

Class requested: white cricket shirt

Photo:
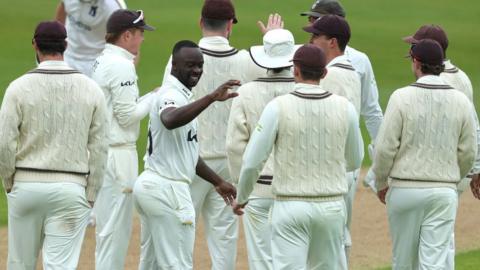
[144,75,199,184]
[91,44,154,146]
[63,0,126,75]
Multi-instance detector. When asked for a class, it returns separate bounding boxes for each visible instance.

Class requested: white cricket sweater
[0,61,108,201]
[320,54,362,114]
[373,75,477,191]
[236,83,363,204]
[440,60,480,174]
[226,69,294,198]
[189,37,265,160]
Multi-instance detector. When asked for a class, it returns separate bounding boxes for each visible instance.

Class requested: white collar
[293,83,328,94]
[165,75,193,100]
[199,36,233,51]
[416,75,447,85]
[104,43,136,61]
[37,60,72,70]
[327,54,349,67]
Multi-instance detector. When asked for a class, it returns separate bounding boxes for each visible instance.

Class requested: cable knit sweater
[0,61,108,201]
[226,70,294,198]
[373,75,477,191]
[236,83,363,204]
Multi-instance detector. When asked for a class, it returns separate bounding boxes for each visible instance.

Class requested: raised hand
[257,13,284,34]
[209,80,241,102]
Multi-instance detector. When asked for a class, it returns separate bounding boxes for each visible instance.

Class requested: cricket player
[91,9,155,270]
[0,21,108,269]
[226,28,298,270]
[402,24,480,269]
[55,0,127,76]
[303,14,362,261]
[373,39,478,270]
[161,1,268,268]
[233,44,363,270]
[133,40,238,269]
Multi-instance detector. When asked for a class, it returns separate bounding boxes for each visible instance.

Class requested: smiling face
[171,47,204,89]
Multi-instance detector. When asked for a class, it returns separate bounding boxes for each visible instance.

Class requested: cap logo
[312,0,320,9]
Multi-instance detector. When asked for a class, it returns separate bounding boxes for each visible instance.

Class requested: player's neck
[38,53,64,62]
[326,50,343,64]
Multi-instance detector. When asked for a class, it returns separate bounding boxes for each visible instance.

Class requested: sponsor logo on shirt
[187,130,198,142]
[89,5,98,17]
[120,80,136,87]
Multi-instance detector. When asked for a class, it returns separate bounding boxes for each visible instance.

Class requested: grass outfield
[376,249,480,270]
[0,0,478,247]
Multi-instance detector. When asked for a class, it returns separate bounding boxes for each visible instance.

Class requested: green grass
[0,0,478,228]
[376,249,480,270]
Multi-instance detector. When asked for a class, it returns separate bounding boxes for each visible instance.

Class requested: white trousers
[243,197,274,270]
[7,182,90,270]
[95,146,138,270]
[387,187,457,270]
[133,170,195,269]
[190,158,239,270]
[271,200,347,270]
[343,170,359,253]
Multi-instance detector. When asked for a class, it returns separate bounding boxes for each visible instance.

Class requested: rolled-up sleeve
[237,100,279,204]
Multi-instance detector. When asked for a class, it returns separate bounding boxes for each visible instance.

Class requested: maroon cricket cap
[303,14,351,40]
[107,9,155,34]
[291,44,327,72]
[410,39,444,66]
[202,0,238,24]
[33,21,67,42]
[403,25,448,52]
[300,0,346,18]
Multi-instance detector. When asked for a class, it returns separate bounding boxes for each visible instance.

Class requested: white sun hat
[249,29,300,69]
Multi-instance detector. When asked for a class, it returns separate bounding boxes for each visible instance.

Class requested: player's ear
[320,68,328,79]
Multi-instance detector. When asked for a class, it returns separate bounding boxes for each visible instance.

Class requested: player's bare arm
[196,157,237,205]
[160,80,240,130]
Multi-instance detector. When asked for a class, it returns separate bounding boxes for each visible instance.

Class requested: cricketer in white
[373,40,477,270]
[90,9,156,270]
[133,40,237,269]
[234,44,363,270]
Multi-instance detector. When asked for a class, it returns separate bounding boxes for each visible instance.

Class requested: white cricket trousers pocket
[271,200,347,270]
[387,187,457,270]
[243,197,274,270]
[7,182,90,270]
[190,158,238,270]
[95,146,137,270]
[133,170,195,270]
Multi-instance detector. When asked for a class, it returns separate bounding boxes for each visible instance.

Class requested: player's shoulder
[345,46,369,60]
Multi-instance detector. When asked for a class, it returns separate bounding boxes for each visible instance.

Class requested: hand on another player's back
[209,80,241,102]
